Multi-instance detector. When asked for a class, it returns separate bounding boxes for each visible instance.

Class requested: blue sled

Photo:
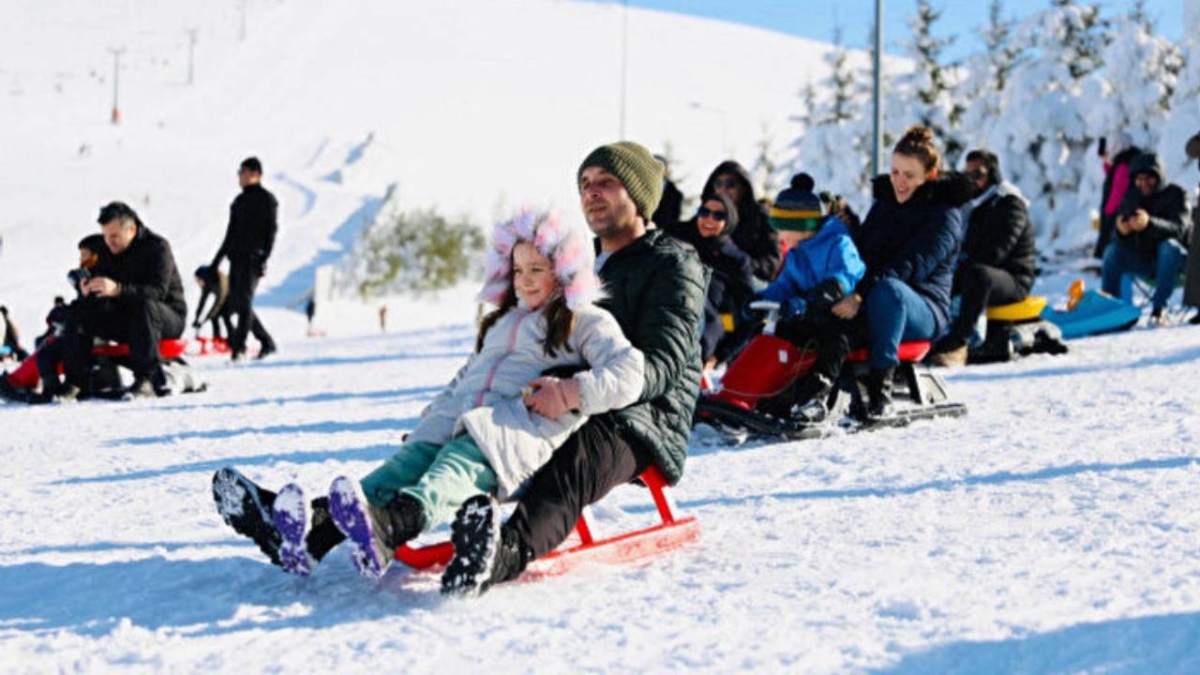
[1042,290,1140,340]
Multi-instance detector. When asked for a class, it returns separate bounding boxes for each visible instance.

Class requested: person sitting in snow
[1094,131,1141,261]
[698,160,781,283]
[667,191,755,373]
[51,202,187,399]
[191,265,233,345]
[929,149,1037,366]
[835,126,970,419]
[1100,151,1192,327]
[752,176,865,423]
[212,208,646,579]
[437,141,706,597]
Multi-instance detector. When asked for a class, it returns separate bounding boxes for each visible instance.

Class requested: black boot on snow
[212,467,282,566]
[865,367,895,420]
[441,495,527,597]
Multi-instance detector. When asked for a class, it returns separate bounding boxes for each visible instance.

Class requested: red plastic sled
[4,338,190,390]
[394,464,700,578]
[191,336,231,356]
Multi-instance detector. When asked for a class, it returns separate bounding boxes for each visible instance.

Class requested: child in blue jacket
[757,176,865,422]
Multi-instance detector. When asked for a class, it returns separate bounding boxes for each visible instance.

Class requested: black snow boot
[378,493,427,549]
[865,367,895,420]
[441,495,528,597]
[212,467,282,566]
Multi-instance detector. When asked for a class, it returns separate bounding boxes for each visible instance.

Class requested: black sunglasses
[712,178,740,190]
[697,206,728,221]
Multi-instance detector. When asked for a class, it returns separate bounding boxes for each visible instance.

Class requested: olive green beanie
[578,141,665,220]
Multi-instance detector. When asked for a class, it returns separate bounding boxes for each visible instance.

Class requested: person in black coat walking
[1100,152,1191,325]
[835,127,970,417]
[701,160,781,283]
[931,149,1038,365]
[56,202,187,398]
[211,156,278,360]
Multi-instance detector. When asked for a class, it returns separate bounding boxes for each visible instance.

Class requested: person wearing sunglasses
[670,192,755,372]
[929,149,1037,366]
[701,161,781,283]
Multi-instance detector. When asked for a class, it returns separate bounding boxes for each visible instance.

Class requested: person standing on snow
[209,156,278,361]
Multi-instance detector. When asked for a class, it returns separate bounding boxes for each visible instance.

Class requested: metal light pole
[619,0,628,139]
[108,46,125,124]
[871,0,885,178]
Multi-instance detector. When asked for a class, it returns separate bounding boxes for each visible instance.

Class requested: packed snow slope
[0,0,852,334]
[3,292,1200,673]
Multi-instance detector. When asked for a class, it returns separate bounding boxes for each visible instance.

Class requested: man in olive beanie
[577,141,665,220]
[442,140,706,597]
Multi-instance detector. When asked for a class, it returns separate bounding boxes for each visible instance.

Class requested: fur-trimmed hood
[479,208,603,310]
[870,172,974,209]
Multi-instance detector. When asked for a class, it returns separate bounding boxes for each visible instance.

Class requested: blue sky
[616,0,1184,59]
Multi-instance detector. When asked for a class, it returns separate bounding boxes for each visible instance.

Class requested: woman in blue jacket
[832,126,971,418]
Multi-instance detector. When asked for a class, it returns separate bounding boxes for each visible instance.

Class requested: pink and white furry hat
[479,207,603,310]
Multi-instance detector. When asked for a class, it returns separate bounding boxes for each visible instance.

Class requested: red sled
[395,464,700,578]
[3,338,190,391]
[696,302,965,440]
[192,336,232,356]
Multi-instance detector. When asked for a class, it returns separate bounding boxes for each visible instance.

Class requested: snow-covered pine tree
[960,0,1023,156]
[900,0,966,166]
[1098,3,1182,152]
[990,0,1112,257]
[1163,0,1200,179]
[750,123,783,201]
[789,26,874,209]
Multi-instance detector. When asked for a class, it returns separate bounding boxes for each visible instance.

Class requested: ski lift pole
[871,0,884,178]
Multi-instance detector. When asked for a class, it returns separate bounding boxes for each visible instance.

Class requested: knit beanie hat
[578,141,664,220]
[768,174,824,232]
[480,208,603,310]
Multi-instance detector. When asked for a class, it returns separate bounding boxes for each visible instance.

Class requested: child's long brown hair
[475,257,576,358]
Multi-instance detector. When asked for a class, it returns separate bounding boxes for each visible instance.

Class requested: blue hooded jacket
[759,216,865,312]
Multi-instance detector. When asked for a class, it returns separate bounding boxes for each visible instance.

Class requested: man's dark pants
[63,296,185,390]
[228,262,275,356]
[943,263,1026,349]
[503,413,652,562]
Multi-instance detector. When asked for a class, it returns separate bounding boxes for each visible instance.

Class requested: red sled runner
[395,464,700,578]
[696,301,966,441]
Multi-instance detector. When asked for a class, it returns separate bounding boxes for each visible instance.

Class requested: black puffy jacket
[1117,152,1191,264]
[212,183,279,270]
[96,225,187,318]
[701,161,780,282]
[961,183,1038,293]
[855,173,972,337]
[596,230,707,485]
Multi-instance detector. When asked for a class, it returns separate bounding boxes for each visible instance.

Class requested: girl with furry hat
[213,208,644,579]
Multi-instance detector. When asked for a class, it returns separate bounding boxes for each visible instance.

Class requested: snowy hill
[4,2,1200,673]
[0,0,846,334]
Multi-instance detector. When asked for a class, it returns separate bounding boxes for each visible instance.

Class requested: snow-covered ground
[3,294,1200,673]
[4,1,1200,673]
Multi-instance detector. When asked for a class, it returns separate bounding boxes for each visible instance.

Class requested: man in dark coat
[1100,152,1191,324]
[441,141,708,596]
[56,202,187,398]
[931,150,1037,365]
[701,160,781,283]
[211,156,278,360]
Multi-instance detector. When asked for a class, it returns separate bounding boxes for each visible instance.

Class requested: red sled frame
[394,465,700,578]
